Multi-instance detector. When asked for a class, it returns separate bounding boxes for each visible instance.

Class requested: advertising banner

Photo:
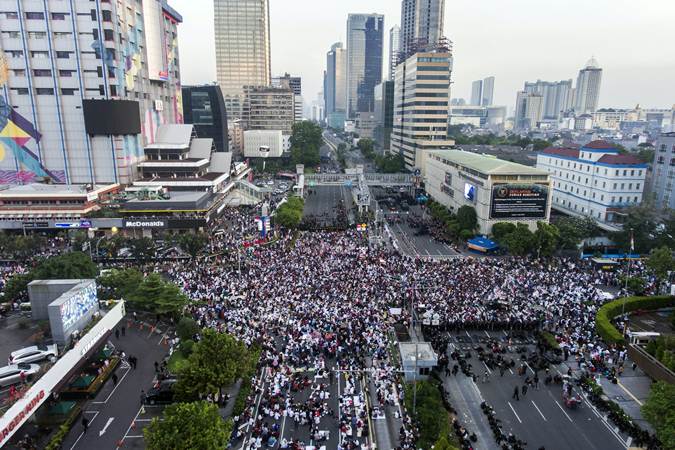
[490,184,548,219]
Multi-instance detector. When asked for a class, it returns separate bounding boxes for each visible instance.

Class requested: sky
[172,0,675,112]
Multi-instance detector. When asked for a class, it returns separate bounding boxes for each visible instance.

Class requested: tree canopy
[290,121,323,166]
[611,206,675,253]
[176,232,208,258]
[642,381,675,450]
[127,273,188,316]
[144,401,232,450]
[275,196,304,229]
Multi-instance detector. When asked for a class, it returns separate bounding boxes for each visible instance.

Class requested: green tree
[3,273,34,302]
[275,197,304,229]
[642,381,675,450]
[290,121,323,166]
[129,237,156,262]
[491,222,516,241]
[357,138,376,159]
[611,205,675,253]
[456,205,478,232]
[647,246,674,294]
[433,435,458,450]
[176,233,208,259]
[556,216,598,250]
[100,234,127,258]
[144,401,232,450]
[375,153,405,173]
[71,231,90,252]
[533,221,560,257]
[637,147,655,164]
[502,223,535,256]
[174,329,255,401]
[128,273,188,316]
[98,268,143,300]
[33,252,98,279]
[176,317,200,342]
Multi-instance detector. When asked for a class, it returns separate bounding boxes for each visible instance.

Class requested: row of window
[658,143,675,152]
[545,157,643,177]
[555,190,639,206]
[655,156,675,165]
[11,87,79,95]
[549,169,642,191]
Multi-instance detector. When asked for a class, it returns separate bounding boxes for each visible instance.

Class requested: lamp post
[622,227,634,317]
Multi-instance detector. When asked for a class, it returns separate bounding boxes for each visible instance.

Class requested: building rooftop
[583,140,619,151]
[146,124,193,150]
[597,154,645,165]
[399,342,437,364]
[540,147,580,158]
[429,150,548,176]
[0,183,119,198]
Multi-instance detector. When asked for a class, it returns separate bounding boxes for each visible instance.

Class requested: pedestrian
[133,311,137,322]
[512,386,519,401]
[482,371,489,383]
[499,367,505,377]
[82,417,89,433]
[140,389,146,405]
[112,373,118,386]
[121,325,126,337]
[154,361,159,373]
[522,384,528,397]
[631,362,637,371]
[534,375,539,390]
[115,328,120,340]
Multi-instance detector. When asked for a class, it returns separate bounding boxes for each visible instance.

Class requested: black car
[146,379,176,405]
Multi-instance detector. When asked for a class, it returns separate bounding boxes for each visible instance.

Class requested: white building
[244,130,284,158]
[574,58,602,114]
[0,0,183,185]
[424,150,551,234]
[388,25,401,81]
[536,140,647,230]
[514,91,543,130]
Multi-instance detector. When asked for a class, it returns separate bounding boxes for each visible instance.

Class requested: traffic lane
[62,322,170,450]
[116,404,164,449]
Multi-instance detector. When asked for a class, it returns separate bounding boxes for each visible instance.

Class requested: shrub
[595,296,675,345]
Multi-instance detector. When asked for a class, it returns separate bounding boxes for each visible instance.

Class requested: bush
[404,380,451,449]
[595,296,675,345]
[180,339,195,358]
[176,317,200,342]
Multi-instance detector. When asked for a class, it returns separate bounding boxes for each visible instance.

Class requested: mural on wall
[0,96,64,184]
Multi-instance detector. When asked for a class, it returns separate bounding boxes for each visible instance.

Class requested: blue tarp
[467,236,499,252]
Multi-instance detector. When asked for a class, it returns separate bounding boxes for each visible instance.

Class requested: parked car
[9,344,58,365]
[0,363,40,387]
[146,380,176,405]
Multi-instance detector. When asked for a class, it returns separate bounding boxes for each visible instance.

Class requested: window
[35,88,54,95]
[601,195,604,201]
[2,31,21,39]
[59,70,74,77]
[102,10,112,21]
[602,182,606,188]
[28,32,47,39]
[11,88,29,95]
[7,50,23,58]
[2,12,19,19]
[104,29,114,41]
[613,183,617,190]
[33,69,51,77]
[92,29,99,41]
[636,183,640,190]
[619,196,623,203]
[90,9,97,20]
[51,12,67,20]
[25,12,44,20]
[623,170,627,176]
[660,144,667,152]
[628,183,632,190]
[620,183,625,190]
[631,170,635,176]
[31,51,49,59]
[612,196,616,203]
[615,170,619,176]
[634,196,638,202]
[61,88,78,95]
[56,51,71,59]
[12,69,25,76]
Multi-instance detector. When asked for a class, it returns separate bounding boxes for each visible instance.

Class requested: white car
[0,363,40,387]
[9,344,58,365]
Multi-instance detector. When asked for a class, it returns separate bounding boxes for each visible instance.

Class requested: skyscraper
[346,14,384,118]
[214,0,271,118]
[325,43,347,128]
[523,80,573,120]
[470,80,483,106]
[514,91,544,130]
[481,76,495,106]
[0,0,183,185]
[389,25,401,81]
[272,74,303,122]
[400,0,446,58]
[574,58,602,114]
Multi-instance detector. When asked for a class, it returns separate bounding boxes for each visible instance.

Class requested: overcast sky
[172,0,675,111]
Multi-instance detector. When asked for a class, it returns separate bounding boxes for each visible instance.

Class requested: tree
[502,223,535,256]
[642,381,675,450]
[533,221,560,257]
[71,231,90,252]
[491,222,516,241]
[100,234,127,258]
[647,246,674,293]
[433,435,457,450]
[275,197,304,229]
[556,216,598,250]
[128,273,188,316]
[176,317,200,342]
[290,121,322,166]
[177,233,208,259]
[98,268,143,300]
[357,138,376,159]
[375,153,405,173]
[611,205,675,253]
[33,252,98,279]
[129,237,156,262]
[456,205,478,232]
[144,401,232,450]
[174,329,255,401]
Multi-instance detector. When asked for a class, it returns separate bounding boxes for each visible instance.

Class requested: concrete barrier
[628,344,675,384]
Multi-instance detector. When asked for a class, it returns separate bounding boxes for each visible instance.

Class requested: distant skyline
[172,0,675,111]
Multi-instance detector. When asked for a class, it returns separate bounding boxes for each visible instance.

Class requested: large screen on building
[82,100,141,135]
[490,184,548,219]
[60,282,98,331]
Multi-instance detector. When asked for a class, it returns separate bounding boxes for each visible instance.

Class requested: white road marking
[552,396,573,423]
[482,361,492,374]
[507,401,522,423]
[98,417,115,436]
[92,367,131,404]
[531,400,547,421]
[69,411,99,450]
[484,331,491,338]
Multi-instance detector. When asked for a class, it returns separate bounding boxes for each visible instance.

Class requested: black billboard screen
[83,100,141,135]
[489,184,549,219]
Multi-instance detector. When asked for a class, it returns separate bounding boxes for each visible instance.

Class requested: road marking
[617,380,643,406]
[551,396,573,422]
[531,400,547,421]
[524,361,536,375]
[98,417,115,436]
[124,435,144,438]
[507,401,522,423]
[92,366,131,404]
[117,405,145,449]
[134,418,153,422]
[484,331,490,338]
[69,411,99,450]
[157,333,167,346]
[465,331,471,338]
[482,361,492,375]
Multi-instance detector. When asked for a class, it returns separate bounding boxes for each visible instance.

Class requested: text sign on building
[123,219,167,228]
[489,184,549,219]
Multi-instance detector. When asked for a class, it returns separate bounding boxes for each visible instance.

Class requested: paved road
[304,185,354,227]
[385,216,459,258]
[61,320,170,450]
[443,330,631,450]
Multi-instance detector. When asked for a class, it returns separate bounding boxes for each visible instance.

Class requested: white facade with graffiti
[0,0,183,185]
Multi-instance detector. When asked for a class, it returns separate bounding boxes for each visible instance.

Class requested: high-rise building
[272,73,303,122]
[325,42,347,128]
[574,58,602,114]
[400,0,446,58]
[389,25,401,81]
[182,85,229,153]
[514,91,543,130]
[242,86,295,135]
[346,14,384,118]
[374,81,395,151]
[214,0,271,118]
[523,79,573,120]
[481,76,495,106]
[652,133,675,209]
[391,51,454,172]
[0,0,183,185]
[470,80,483,106]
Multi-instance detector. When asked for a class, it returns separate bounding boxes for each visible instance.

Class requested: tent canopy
[467,236,498,253]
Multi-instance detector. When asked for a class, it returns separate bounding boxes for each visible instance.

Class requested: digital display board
[490,184,549,219]
[60,282,98,331]
[464,183,476,202]
[82,100,141,135]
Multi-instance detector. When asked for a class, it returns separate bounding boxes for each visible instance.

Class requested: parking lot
[441,330,633,450]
